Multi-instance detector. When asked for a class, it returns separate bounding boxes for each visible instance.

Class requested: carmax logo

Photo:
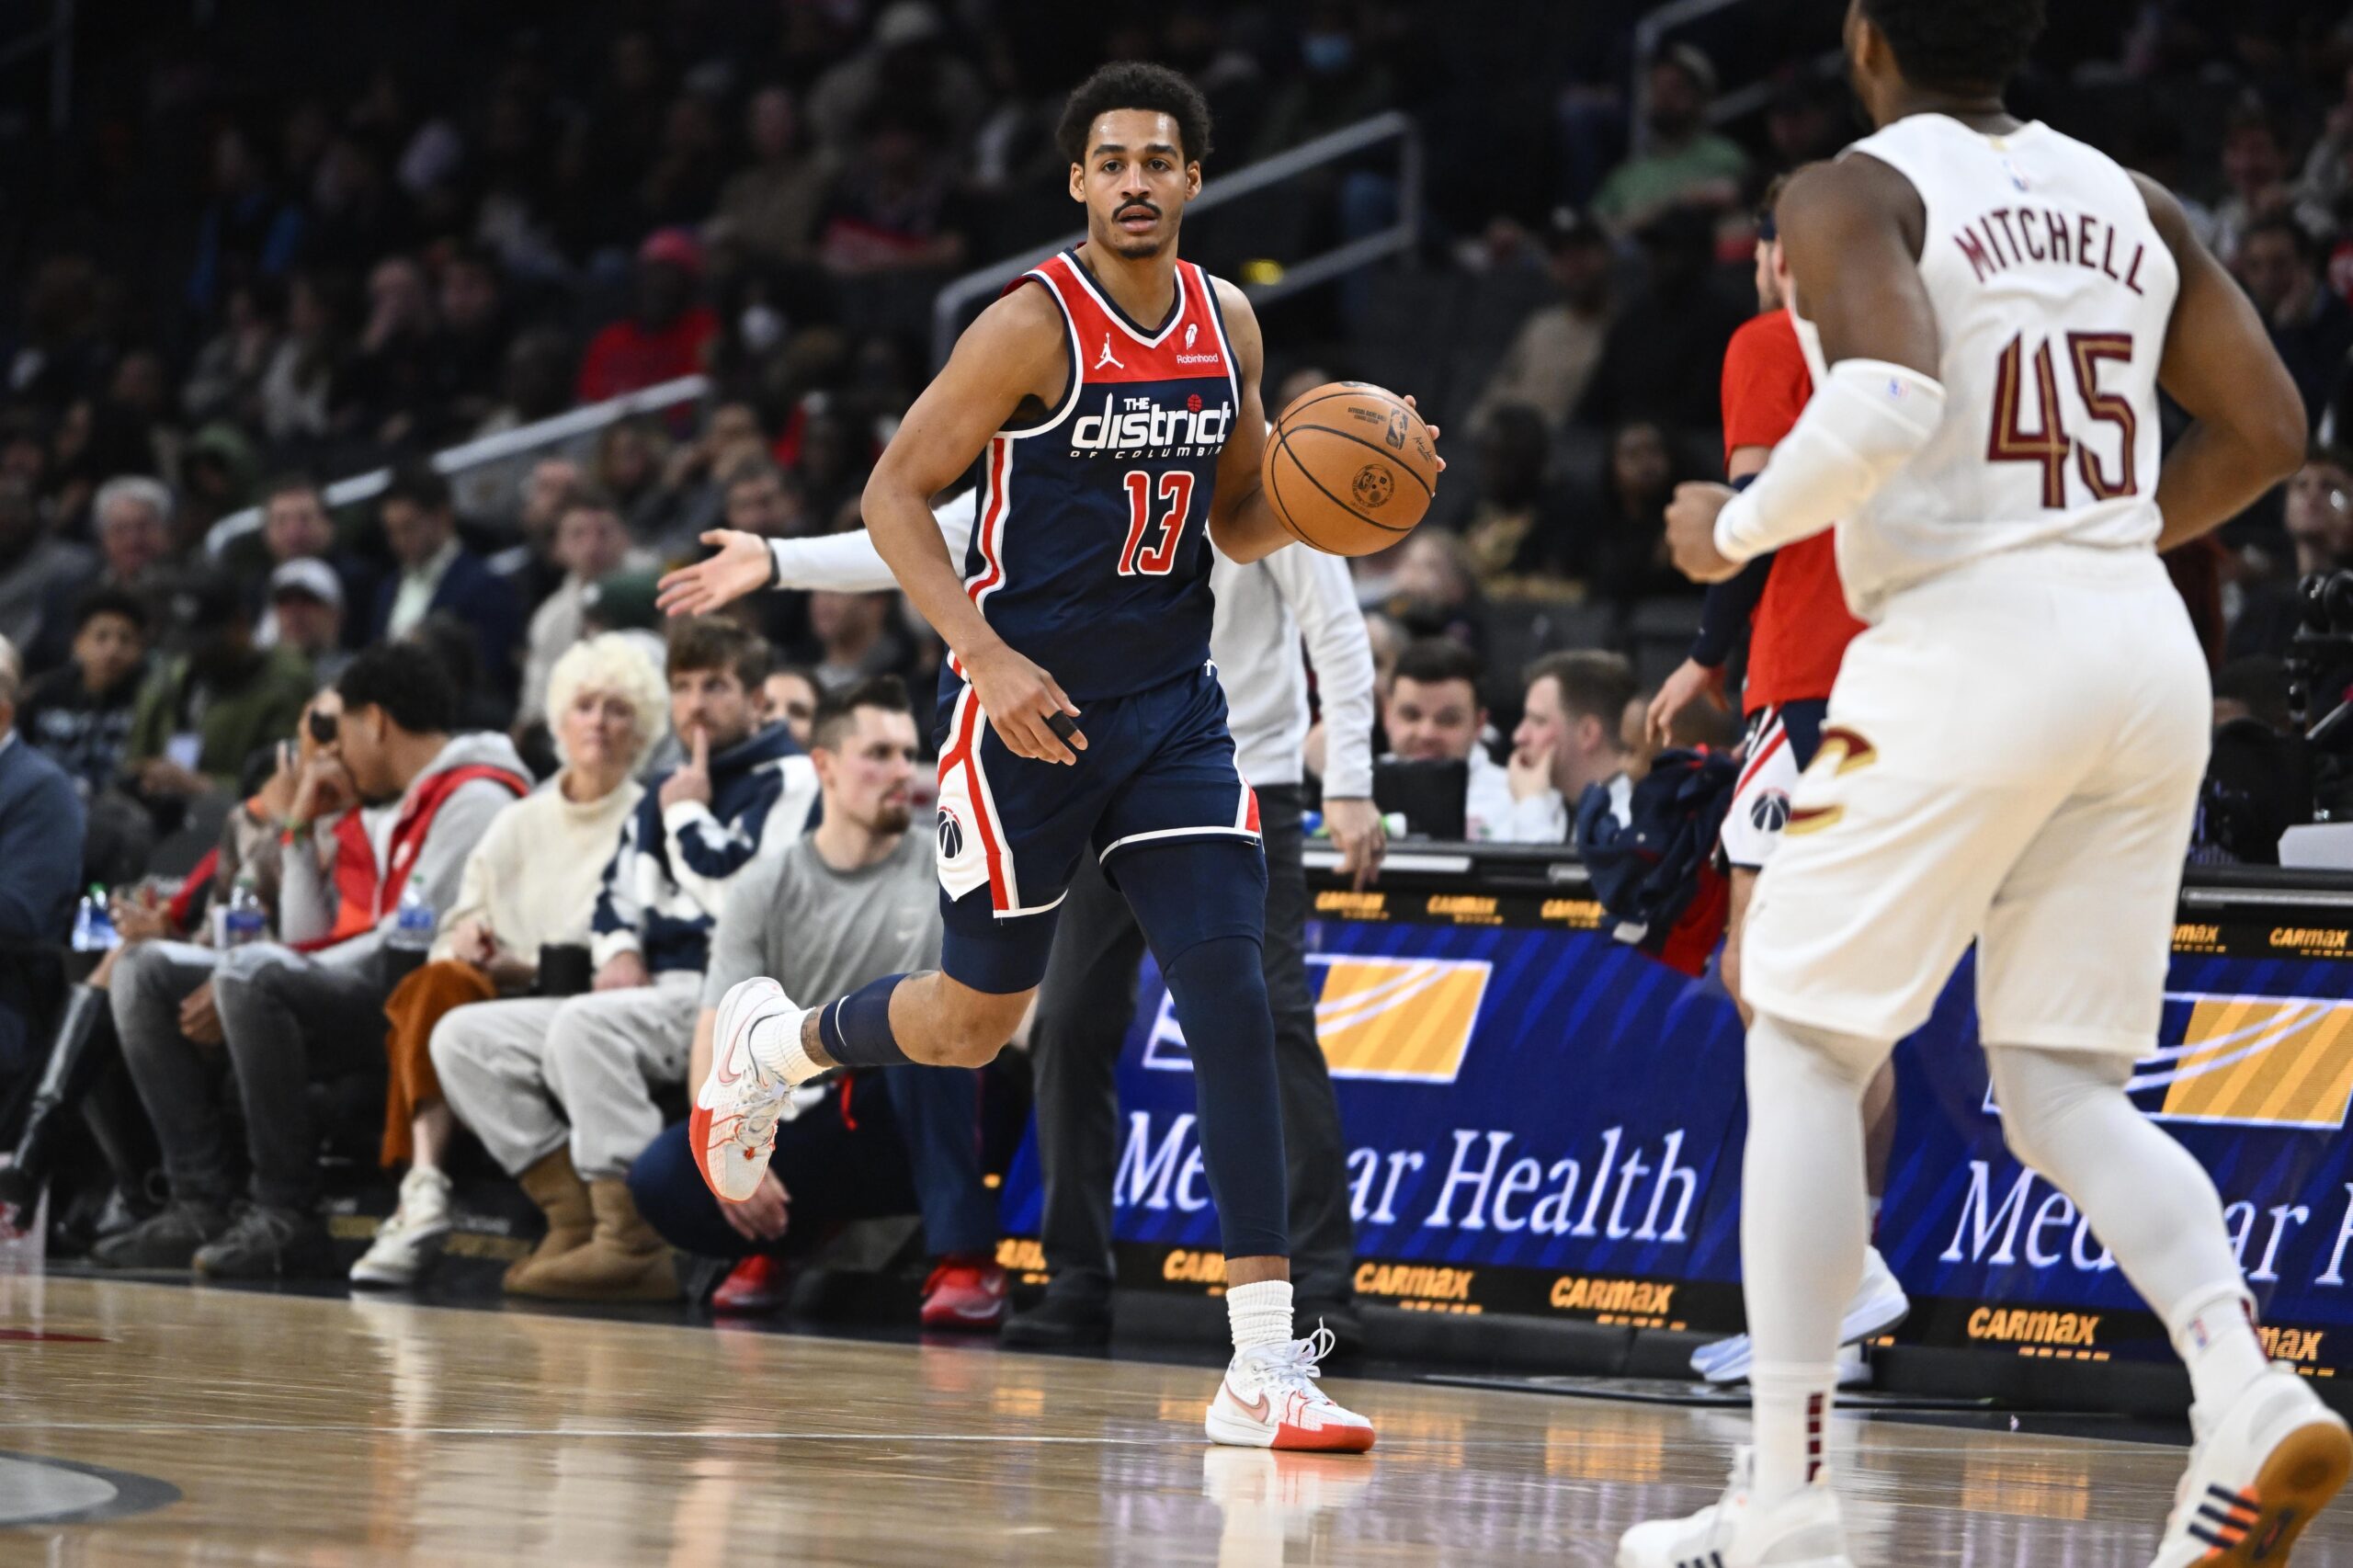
[1142,956,1491,1083]
[1986,994,2353,1131]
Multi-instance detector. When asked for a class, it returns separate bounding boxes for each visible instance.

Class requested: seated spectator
[96,645,529,1276]
[0,635,86,1082]
[519,494,642,728]
[1501,652,1640,843]
[629,676,1006,1327]
[593,417,678,541]
[1381,639,1515,841]
[575,230,719,404]
[2236,215,2353,430]
[1380,531,1489,657]
[2234,446,2353,659]
[251,474,376,650]
[429,618,815,1301]
[124,570,313,809]
[1584,420,1700,606]
[267,562,351,687]
[368,462,522,698]
[762,664,821,749]
[1578,208,1751,436]
[719,85,833,266]
[1452,403,1577,587]
[809,589,911,690]
[815,103,975,278]
[19,586,149,801]
[91,476,176,589]
[505,457,585,612]
[1591,47,1748,236]
[1465,209,1615,437]
[0,477,94,674]
[352,635,665,1288]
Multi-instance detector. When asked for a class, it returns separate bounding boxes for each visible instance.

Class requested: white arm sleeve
[1712,358,1947,562]
[1263,545,1378,801]
[766,490,976,593]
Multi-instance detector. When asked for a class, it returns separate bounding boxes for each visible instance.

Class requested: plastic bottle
[70,886,116,952]
[218,870,267,949]
[388,884,437,966]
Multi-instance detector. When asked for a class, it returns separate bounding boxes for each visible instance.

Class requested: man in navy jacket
[0,636,85,1082]
[367,462,521,699]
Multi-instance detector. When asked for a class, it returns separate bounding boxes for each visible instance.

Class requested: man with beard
[121,569,312,813]
[97,644,529,1277]
[1593,44,1751,237]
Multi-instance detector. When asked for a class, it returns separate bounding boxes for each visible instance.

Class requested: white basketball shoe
[1692,1247,1910,1385]
[1205,1326,1377,1453]
[1618,1448,1856,1568]
[2151,1363,2351,1566]
[689,977,812,1203]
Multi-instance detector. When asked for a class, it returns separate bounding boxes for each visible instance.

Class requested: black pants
[1027,783,1356,1302]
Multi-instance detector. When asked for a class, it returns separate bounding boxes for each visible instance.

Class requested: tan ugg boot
[503,1149,594,1294]
[507,1177,680,1302]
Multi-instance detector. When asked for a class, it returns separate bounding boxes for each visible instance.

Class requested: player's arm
[2133,173,2307,549]
[1665,158,1946,583]
[655,494,975,612]
[1204,281,1443,564]
[864,287,1088,765]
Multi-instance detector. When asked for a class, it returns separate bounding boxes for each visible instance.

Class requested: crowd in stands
[0,0,2350,1303]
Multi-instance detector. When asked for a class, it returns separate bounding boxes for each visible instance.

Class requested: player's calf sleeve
[1163,935,1290,1261]
[1742,1011,1888,1505]
[816,974,915,1068]
[1986,1043,2268,1410]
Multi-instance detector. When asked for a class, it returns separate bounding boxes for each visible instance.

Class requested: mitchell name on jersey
[1949,203,2154,297]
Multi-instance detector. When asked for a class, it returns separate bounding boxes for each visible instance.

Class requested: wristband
[766,540,786,590]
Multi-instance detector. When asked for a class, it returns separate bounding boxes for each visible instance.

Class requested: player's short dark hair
[1392,638,1482,693]
[666,615,769,691]
[379,460,451,516]
[1526,651,1638,745]
[1860,0,2044,94]
[1055,62,1214,168]
[73,584,149,636]
[337,642,457,736]
[2245,212,2321,267]
[811,674,912,753]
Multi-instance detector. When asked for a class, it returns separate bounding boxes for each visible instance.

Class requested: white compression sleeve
[1713,358,1946,563]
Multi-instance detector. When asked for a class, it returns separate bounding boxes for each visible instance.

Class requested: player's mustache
[1115,201,1160,222]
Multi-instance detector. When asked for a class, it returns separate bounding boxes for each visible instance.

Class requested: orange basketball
[1261,381,1438,556]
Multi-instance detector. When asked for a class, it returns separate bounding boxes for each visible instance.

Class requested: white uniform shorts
[1722,702,1826,870]
[1740,545,2210,1054]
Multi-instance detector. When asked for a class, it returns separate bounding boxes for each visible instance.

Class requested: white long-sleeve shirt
[767,492,1377,797]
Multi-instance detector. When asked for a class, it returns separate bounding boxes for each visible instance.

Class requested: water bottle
[217,872,266,949]
[385,884,436,982]
[70,886,116,952]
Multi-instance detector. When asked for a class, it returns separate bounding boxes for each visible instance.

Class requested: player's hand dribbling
[964,642,1086,766]
[656,530,773,618]
[1665,482,1742,584]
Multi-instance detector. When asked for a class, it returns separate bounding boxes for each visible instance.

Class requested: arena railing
[927,109,1425,369]
[203,373,710,558]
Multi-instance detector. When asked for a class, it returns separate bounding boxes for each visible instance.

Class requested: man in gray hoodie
[97,644,529,1277]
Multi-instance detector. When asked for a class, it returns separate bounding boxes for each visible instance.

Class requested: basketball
[1261,381,1439,556]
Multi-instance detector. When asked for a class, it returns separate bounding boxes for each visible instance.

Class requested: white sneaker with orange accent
[1204,1327,1375,1453]
[2152,1363,2352,1567]
[689,977,810,1204]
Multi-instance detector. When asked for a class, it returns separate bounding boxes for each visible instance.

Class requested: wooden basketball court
[3,1275,2350,1563]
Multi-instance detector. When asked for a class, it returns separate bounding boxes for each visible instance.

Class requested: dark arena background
[0,0,2351,1562]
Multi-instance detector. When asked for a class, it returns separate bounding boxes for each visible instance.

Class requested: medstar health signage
[995,871,2353,1374]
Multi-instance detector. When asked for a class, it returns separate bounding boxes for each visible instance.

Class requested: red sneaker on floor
[711,1254,792,1314]
[920,1257,1008,1332]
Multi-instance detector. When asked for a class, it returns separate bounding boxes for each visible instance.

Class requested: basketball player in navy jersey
[690,62,1437,1450]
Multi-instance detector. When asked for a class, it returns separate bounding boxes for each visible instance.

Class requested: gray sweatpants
[429,971,699,1179]
[112,939,388,1211]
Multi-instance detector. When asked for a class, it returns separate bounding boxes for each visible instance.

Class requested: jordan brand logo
[1095,334,1124,370]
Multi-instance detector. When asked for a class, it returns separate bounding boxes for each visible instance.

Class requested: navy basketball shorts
[931,662,1265,994]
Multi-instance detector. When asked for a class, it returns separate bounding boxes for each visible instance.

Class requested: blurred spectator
[1593,47,1748,235]
[575,230,719,403]
[629,676,1006,1329]
[1582,205,1752,437]
[806,2,987,157]
[181,281,281,430]
[258,272,350,447]
[2236,215,2353,430]
[1453,403,1577,586]
[594,417,678,540]
[1380,529,1488,655]
[1585,419,1700,605]
[267,561,352,687]
[1466,209,1616,437]
[250,474,376,649]
[368,463,523,696]
[124,570,313,805]
[809,589,911,690]
[0,477,95,671]
[1252,4,1397,159]
[1381,638,1515,840]
[430,617,816,1301]
[179,423,260,540]
[638,93,730,233]
[719,86,834,266]
[19,586,150,799]
[1500,651,1640,843]
[816,104,976,278]
[723,463,810,540]
[186,126,306,321]
[424,245,511,437]
[520,496,642,726]
[2297,65,2353,236]
[0,634,85,1081]
[90,476,176,597]
[97,644,529,1277]
[502,457,585,612]
[2232,446,2353,659]
[353,634,663,1288]
[762,665,822,748]
[2216,100,2293,264]
[347,255,439,447]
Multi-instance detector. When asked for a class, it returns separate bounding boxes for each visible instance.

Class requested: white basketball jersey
[1792,114,2181,617]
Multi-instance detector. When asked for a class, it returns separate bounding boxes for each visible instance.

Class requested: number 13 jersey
[1795,113,2181,619]
[959,247,1242,702]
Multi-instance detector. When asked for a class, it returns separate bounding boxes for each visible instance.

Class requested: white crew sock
[749,1007,823,1087]
[1227,1278,1295,1354]
[1742,1012,1888,1505]
[1986,1045,2271,1415]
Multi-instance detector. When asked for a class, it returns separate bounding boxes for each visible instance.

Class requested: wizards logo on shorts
[1984,993,2353,1130]
[1750,790,1791,833]
[937,807,965,862]
[1144,955,1491,1084]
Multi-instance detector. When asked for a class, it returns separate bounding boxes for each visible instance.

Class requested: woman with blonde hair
[352,634,667,1287]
